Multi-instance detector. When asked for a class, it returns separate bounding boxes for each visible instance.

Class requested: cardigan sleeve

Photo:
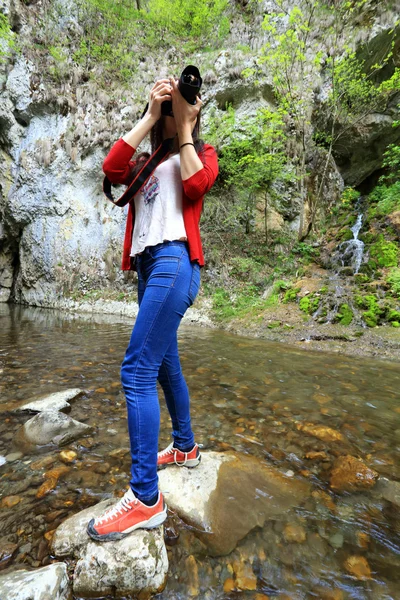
[103,138,137,186]
[181,144,219,201]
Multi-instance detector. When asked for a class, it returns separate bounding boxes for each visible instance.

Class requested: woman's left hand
[170,77,202,130]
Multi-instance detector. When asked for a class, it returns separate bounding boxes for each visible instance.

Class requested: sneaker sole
[157,453,201,471]
[86,506,168,542]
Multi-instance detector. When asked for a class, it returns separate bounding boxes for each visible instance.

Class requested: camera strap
[103,136,175,208]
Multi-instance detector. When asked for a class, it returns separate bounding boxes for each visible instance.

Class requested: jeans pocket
[188,262,201,305]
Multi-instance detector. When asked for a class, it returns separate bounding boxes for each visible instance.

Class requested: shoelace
[158,442,174,458]
[96,492,138,525]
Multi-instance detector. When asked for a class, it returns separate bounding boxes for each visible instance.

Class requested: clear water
[1,304,400,599]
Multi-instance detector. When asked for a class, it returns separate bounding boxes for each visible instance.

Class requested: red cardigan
[102,138,219,271]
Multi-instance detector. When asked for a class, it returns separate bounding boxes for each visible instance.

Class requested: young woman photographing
[87,74,219,541]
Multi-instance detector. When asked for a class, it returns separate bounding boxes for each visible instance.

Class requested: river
[1,303,400,599]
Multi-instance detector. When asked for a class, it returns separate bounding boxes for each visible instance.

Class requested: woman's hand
[145,79,173,121]
[170,77,202,131]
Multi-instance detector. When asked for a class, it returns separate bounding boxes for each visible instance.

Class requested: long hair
[130,98,205,179]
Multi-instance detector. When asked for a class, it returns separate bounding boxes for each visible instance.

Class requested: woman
[87,76,219,541]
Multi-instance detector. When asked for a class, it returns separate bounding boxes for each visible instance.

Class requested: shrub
[369,181,400,217]
[369,236,399,267]
[335,303,353,325]
[387,268,400,297]
[299,295,320,315]
[283,287,300,303]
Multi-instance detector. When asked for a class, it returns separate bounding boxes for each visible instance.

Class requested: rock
[59,450,77,464]
[328,532,344,549]
[375,477,400,507]
[329,456,379,492]
[0,563,70,599]
[283,523,307,543]
[343,555,372,580]
[296,422,345,442]
[0,542,18,570]
[232,559,257,591]
[15,410,94,450]
[4,452,23,463]
[15,389,83,413]
[158,451,310,556]
[387,211,400,240]
[0,456,5,467]
[0,495,22,509]
[51,497,168,598]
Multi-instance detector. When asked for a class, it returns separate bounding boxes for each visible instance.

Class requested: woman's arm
[178,122,204,180]
[122,113,158,149]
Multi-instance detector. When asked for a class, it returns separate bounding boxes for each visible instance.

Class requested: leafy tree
[208,103,288,239]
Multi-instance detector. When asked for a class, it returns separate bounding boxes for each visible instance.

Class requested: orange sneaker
[157,442,201,470]
[86,487,167,542]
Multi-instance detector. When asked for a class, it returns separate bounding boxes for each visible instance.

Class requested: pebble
[0,495,22,508]
[343,555,372,580]
[4,452,23,463]
[330,456,379,492]
[329,532,344,549]
[283,523,307,543]
[59,450,77,464]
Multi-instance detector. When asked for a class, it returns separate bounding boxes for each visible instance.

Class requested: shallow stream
[1,303,400,599]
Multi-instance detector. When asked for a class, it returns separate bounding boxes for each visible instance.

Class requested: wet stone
[15,410,94,450]
[329,455,379,492]
[343,555,372,580]
[0,562,70,599]
[14,388,83,414]
[51,497,168,597]
[158,451,310,556]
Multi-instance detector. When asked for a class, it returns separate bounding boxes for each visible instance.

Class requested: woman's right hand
[145,79,172,121]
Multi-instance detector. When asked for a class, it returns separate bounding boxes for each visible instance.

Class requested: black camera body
[161,65,202,116]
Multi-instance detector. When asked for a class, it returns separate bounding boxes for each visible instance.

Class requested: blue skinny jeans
[120,240,201,501]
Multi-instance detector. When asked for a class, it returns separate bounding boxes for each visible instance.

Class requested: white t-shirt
[130,153,187,257]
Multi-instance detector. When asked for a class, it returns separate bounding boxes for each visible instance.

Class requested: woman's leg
[157,333,195,451]
[121,243,197,502]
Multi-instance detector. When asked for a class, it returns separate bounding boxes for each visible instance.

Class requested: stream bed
[0,303,400,599]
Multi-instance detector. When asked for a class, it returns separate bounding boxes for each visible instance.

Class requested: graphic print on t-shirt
[138,174,160,242]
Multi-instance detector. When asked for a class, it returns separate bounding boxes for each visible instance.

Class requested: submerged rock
[15,388,83,413]
[343,555,372,580]
[0,563,70,600]
[51,497,168,598]
[375,477,400,507]
[158,451,311,556]
[15,410,93,450]
[329,455,379,492]
[296,422,345,443]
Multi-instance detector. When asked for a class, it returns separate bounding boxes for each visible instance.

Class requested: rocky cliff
[0,0,399,308]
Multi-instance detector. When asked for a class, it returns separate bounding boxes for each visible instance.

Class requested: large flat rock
[51,496,168,598]
[159,451,311,556]
[15,388,83,413]
[0,563,70,600]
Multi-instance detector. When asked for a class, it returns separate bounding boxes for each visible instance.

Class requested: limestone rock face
[15,410,93,449]
[329,455,379,492]
[0,563,71,600]
[51,498,168,598]
[15,388,83,413]
[158,451,311,556]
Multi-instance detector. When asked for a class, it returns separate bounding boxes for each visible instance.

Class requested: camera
[161,65,202,117]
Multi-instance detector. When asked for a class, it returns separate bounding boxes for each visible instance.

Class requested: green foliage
[369,181,400,217]
[387,309,400,322]
[207,103,289,236]
[146,0,229,45]
[291,242,320,262]
[283,287,300,303]
[387,268,400,296]
[369,235,399,267]
[335,303,353,325]
[341,187,360,208]
[355,294,385,327]
[299,294,320,315]
[0,13,17,63]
